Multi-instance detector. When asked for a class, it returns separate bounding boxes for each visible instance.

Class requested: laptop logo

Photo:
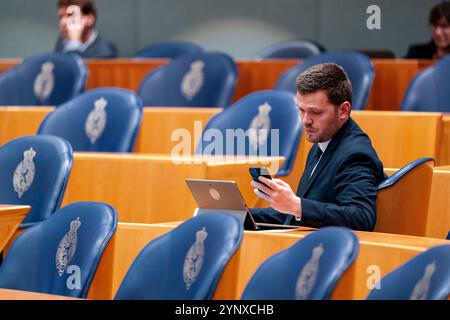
[209,187,221,201]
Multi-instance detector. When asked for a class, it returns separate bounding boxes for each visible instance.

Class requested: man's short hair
[57,0,96,17]
[429,1,450,26]
[295,63,352,106]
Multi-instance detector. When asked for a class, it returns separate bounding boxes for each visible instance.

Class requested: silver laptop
[185,179,299,231]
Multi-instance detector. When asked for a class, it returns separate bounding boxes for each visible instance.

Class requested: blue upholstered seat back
[0,135,73,225]
[401,55,450,112]
[0,202,118,298]
[196,90,301,176]
[0,52,87,106]
[37,87,143,152]
[367,245,450,300]
[274,51,374,110]
[138,52,237,108]
[241,227,359,300]
[135,41,203,58]
[114,213,243,300]
[255,40,321,59]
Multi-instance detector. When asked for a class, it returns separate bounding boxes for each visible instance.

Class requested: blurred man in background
[55,0,118,58]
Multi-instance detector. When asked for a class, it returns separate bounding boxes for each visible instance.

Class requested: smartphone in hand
[249,167,273,195]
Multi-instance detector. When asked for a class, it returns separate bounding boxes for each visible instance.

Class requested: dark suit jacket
[251,117,385,231]
[405,40,436,59]
[54,34,118,58]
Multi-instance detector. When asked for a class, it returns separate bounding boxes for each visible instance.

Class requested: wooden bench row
[86,222,450,300]
[0,59,434,111]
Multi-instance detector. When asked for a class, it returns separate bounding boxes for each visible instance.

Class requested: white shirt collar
[318,139,331,153]
[79,30,98,52]
[63,29,98,52]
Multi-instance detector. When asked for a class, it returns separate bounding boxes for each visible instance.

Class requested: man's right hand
[66,5,86,42]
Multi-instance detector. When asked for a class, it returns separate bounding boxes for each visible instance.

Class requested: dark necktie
[307,146,323,179]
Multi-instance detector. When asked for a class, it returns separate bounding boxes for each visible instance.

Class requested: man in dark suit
[54,0,118,58]
[251,63,385,231]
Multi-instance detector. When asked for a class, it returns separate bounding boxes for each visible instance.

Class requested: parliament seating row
[0,58,435,111]
[0,107,449,237]
[85,221,450,300]
[1,107,448,167]
[2,206,448,300]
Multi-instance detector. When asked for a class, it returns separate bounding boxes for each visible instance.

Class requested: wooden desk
[441,115,450,166]
[366,60,434,111]
[0,107,53,146]
[427,166,450,238]
[352,111,443,168]
[0,106,220,152]
[61,153,284,224]
[135,107,221,154]
[0,289,81,300]
[0,205,29,253]
[87,222,449,300]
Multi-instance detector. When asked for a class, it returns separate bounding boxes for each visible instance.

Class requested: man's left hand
[251,176,302,219]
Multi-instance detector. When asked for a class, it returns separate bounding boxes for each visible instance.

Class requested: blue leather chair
[135,41,203,58]
[195,90,301,176]
[114,213,243,300]
[0,135,73,227]
[254,40,322,60]
[367,245,450,300]
[241,227,359,300]
[137,52,237,108]
[401,55,450,112]
[274,51,374,110]
[0,52,87,106]
[375,158,434,235]
[0,201,117,298]
[37,88,143,152]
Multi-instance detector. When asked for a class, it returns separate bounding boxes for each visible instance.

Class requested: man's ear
[85,14,95,28]
[338,101,351,120]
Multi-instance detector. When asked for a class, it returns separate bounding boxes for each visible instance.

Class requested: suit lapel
[297,145,318,197]
[300,147,333,195]
[297,118,356,197]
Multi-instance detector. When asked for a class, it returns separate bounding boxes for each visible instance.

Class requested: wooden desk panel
[0,107,54,146]
[0,205,30,253]
[135,107,221,154]
[352,111,442,168]
[427,166,450,239]
[440,116,450,166]
[0,59,21,74]
[233,60,299,101]
[85,59,168,91]
[366,60,434,111]
[0,107,219,151]
[62,153,284,224]
[375,160,434,236]
[0,288,81,300]
[88,222,449,300]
